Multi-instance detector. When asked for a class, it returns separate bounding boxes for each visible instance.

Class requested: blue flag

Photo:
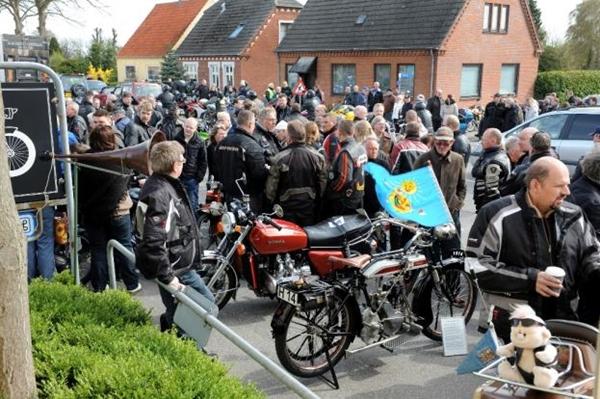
[363,163,453,227]
[456,328,499,375]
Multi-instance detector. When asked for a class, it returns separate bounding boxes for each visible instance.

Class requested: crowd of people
[24,77,600,336]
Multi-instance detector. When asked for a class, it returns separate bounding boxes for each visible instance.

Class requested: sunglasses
[434,140,452,146]
[511,318,545,328]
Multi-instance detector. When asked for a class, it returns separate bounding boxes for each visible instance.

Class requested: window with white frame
[279,21,293,43]
[208,62,221,88]
[483,3,509,33]
[147,66,160,81]
[222,62,235,87]
[125,66,136,80]
[182,61,198,81]
[499,64,519,95]
[460,64,483,98]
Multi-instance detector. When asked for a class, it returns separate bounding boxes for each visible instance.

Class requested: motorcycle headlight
[433,223,457,240]
[222,212,236,235]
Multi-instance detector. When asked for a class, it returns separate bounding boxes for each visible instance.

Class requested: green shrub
[535,70,600,101]
[29,275,263,398]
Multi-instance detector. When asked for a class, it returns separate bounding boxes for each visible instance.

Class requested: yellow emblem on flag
[389,190,412,213]
[401,180,417,194]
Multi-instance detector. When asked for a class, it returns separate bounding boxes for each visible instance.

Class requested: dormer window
[356,14,367,25]
[228,24,244,39]
[483,3,509,33]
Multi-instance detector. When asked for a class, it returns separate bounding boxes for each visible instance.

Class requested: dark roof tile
[277,0,466,52]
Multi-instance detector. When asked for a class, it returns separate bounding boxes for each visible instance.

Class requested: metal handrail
[106,239,320,399]
[0,61,77,282]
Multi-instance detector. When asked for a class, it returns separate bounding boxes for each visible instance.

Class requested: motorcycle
[197,178,225,250]
[270,219,477,382]
[199,177,378,310]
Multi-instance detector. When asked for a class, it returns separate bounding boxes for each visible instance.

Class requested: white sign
[441,316,468,356]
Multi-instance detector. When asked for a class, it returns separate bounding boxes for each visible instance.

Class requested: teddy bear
[496,305,559,389]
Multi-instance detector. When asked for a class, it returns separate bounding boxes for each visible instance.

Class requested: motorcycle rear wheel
[274,293,355,378]
[418,266,477,341]
[200,259,237,310]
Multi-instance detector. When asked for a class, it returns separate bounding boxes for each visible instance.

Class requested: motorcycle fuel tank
[249,219,308,254]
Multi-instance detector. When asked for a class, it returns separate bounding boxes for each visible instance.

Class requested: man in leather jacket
[265,120,327,226]
[467,157,600,333]
[124,100,156,147]
[214,110,269,212]
[174,117,207,213]
[254,107,280,162]
[136,141,214,332]
[472,128,511,211]
[324,120,367,217]
[389,122,428,174]
[445,115,471,164]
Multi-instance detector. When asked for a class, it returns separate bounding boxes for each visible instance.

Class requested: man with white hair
[471,128,511,211]
[504,136,524,169]
[353,105,368,122]
[66,100,88,143]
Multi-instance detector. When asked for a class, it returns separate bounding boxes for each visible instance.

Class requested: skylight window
[220,2,226,14]
[356,14,367,25]
[228,24,245,39]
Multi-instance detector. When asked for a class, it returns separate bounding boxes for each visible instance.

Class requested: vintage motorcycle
[270,220,477,382]
[198,178,377,309]
[197,178,225,250]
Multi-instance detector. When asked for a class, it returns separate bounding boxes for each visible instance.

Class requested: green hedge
[29,274,263,398]
[535,70,600,101]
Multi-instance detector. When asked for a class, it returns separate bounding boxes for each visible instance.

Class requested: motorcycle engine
[360,308,383,344]
[263,254,302,295]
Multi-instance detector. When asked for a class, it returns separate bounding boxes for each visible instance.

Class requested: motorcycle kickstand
[317,333,340,390]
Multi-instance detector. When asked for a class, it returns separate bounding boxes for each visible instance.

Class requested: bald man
[467,157,600,339]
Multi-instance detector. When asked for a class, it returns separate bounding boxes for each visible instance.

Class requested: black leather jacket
[123,115,156,147]
[471,146,511,211]
[136,174,200,284]
[174,132,207,181]
[452,130,471,164]
[466,189,600,321]
[214,127,268,201]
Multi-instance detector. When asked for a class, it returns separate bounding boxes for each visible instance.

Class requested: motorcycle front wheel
[273,293,356,378]
[416,266,477,341]
[199,258,237,310]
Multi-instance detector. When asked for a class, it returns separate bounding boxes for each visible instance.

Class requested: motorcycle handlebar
[262,216,282,231]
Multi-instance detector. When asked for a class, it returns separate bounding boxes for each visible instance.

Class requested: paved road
[134,159,486,398]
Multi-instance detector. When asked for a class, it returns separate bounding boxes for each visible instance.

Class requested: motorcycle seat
[303,214,372,248]
[328,255,371,270]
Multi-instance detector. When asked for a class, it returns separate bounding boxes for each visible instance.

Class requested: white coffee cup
[545,266,566,294]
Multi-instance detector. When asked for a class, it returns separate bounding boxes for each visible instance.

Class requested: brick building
[117,0,214,82]
[176,0,303,92]
[277,0,542,105]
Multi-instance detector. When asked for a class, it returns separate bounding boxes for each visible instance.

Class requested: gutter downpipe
[429,48,437,97]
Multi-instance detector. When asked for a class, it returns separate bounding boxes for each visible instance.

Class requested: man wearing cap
[414,127,466,255]
[266,120,327,226]
[110,105,132,137]
[273,120,289,150]
[467,157,600,336]
[118,92,136,121]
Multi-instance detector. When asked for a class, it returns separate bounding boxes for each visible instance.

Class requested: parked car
[114,82,161,101]
[86,79,107,93]
[472,107,600,174]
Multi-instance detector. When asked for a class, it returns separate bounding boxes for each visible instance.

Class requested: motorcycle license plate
[277,285,299,306]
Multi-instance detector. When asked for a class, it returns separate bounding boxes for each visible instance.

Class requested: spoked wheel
[273,293,356,378]
[199,259,237,310]
[5,129,36,178]
[418,266,477,341]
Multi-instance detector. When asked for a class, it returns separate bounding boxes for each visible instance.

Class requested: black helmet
[247,90,257,100]
[305,89,316,99]
[71,83,86,99]
[162,84,171,92]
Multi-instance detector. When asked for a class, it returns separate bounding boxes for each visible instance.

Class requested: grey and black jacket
[471,146,511,211]
[466,189,600,320]
[135,174,200,284]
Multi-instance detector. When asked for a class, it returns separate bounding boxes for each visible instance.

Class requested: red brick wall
[240,8,300,95]
[437,0,540,107]
[278,52,434,105]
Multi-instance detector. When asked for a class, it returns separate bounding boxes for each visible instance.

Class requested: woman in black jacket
[78,126,140,293]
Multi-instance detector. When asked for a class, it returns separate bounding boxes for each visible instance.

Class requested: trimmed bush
[535,70,600,101]
[29,274,264,398]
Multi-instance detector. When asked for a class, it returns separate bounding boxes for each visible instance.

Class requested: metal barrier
[0,61,78,282]
[106,239,320,399]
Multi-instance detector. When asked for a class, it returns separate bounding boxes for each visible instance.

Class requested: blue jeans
[27,206,56,280]
[158,269,215,329]
[85,214,139,291]
[181,177,199,215]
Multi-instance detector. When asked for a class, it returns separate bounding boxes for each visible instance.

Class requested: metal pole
[0,61,77,283]
[105,239,320,399]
